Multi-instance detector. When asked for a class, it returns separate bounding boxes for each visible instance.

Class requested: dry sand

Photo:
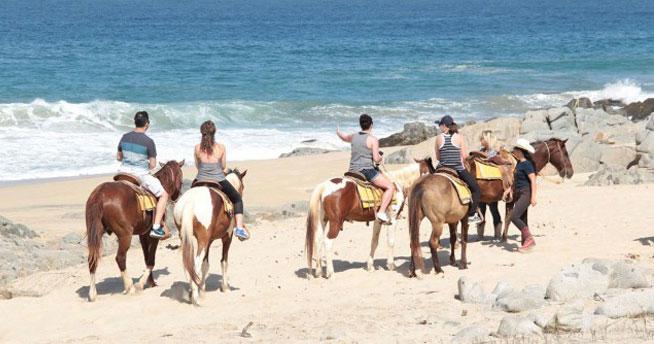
[0,150,653,343]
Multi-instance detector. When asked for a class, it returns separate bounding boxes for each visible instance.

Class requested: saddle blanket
[345,177,397,209]
[118,180,157,212]
[475,159,503,180]
[435,173,471,205]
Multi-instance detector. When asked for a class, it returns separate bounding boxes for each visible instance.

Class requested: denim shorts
[360,168,380,181]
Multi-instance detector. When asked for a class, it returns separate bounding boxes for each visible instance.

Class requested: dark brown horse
[172,169,246,306]
[86,160,185,302]
[304,163,427,279]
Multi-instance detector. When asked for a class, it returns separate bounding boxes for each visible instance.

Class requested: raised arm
[336,126,353,143]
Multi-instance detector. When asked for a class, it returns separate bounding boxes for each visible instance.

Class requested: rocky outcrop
[636,115,654,168]
[379,122,439,147]
[566,97,594,109]
[585,165,654,186]
[279,147,336,158]
[624,98,654,121]
[384,148,412,164]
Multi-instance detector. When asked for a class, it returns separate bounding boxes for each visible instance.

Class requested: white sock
[153,224,161,230]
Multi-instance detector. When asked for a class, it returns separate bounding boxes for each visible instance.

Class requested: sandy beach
[1,144,653,343]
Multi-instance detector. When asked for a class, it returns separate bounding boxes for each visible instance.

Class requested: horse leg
[386,222,397,271]
[220,235,233,292]
[200,242,212,294]
[428,219,444,274]
[324,221,340,279]
[313,218,327,278]
[190,232,208,306]
[136,234,154,290]
[448,223,457,266]
[367,221,382,271]
[115,234,133,295]
[460,219,469,269]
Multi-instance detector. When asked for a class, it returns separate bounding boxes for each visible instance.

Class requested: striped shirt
[117,131,156,176]
[438,133,464,171]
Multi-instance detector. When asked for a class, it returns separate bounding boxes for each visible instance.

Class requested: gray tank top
[349,132,375,171]
[196,161,226,182]
[438,133,464,171]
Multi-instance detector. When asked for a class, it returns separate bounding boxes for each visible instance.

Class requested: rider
[511,138,538,251]
[337,114,395,224]
[434,115,483,224]
[117,111,169,239]
[478,130,502,230]
[194,120,249,241]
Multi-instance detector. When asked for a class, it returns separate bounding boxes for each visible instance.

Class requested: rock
[0,216,39,239]
[546,263,609,302]
[491,281,514,299]
[593,99,627,110]
[521,110,550,134]
[585,165,654,186]
[624,98,654,121]
[598,145,637,168]
[594,289,654,318]
[550,300,585,332]
[547,107,577,131]
[583,314,614,333]
[636,115,654,168]
[569,136,602,172]
[609,261,651,289]
[566,97,594,109]
[494,284,546,313]
[385,148,412,164]
[379,122,439,147]
[279,147,336,158]
[457,277,496,304]
[451,325,490,344]
[528,309,556,329]
[496,316,542,337]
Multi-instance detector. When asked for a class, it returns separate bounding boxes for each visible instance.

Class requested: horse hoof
[366,263,374,272]
[220,284,229,293]
[135,282,145,291]
[387,262,396,271]
[88,292,97,302]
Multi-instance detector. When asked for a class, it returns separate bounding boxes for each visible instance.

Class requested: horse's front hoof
[123,283,134,295]
[220,284,230,293]
[191,293,201,306]
[88,290,97,302]
[501,236,508,243]
[366,259,374,272]
[387,262,396,271]
[459,262,468,270]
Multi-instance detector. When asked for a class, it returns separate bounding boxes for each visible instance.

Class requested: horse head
[225,168,248,194]
[545,139,574,179]
[414,157,436,175]
[156,159,185,200]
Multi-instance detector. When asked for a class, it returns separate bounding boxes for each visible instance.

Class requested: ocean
[1,0,654,181]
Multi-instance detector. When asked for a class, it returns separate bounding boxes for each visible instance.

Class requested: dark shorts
[360,168,379,182]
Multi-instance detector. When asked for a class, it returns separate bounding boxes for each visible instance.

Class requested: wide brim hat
[514,138,535,154]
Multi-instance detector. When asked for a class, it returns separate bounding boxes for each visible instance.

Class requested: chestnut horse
[173,168,246,306]
[304,161,427,279]
[407,164,470,277]
[86,160,185,302]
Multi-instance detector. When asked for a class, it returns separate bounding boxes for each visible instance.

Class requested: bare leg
[221,235,232,292]
[115,234,133,295]
[372,175,394,215]
[367,222,382,271]
[153,190,169,229]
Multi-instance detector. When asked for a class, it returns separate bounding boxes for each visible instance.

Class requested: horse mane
[154,161,183,196]
[386,163,421,187]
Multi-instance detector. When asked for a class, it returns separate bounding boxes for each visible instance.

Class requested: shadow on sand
[635,237,654,246]
[160,273,238,304]
[75,268,170,300]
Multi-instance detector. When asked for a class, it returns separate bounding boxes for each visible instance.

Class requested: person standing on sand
[435,115,483,224]
[337,114,395,224]
[478,130,503,230]
[117,111,169,239]
[194,120,249,240]
[510,138,538,251]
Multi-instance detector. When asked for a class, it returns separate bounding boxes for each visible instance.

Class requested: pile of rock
[454,258,654,342]
[379,122,439,147]
[279,147,337,158]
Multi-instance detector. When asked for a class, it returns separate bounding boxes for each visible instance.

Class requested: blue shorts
[360,168,379,182]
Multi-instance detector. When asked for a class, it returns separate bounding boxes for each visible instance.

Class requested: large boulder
[457,277,496,304]
[384,148,412,164]
[0,216,39,239]
[624,98,654,121]
[451,325,491,344]
[494,284,546,313]
[608,261,651,289]
[569,136,602,172]
[585,165,654,186]
[279,147,336,158]
[566,97,594,109]
[379,122,439,147]
[636,115,654,168]
[598,145,638,168]
[547,107,577,131]
[496,316,543,338]
[546,263,610,302]
[521,109,551,134]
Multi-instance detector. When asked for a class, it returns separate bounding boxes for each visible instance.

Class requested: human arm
[117,138,123,161]
[220,144,227,172]
[336,126,353,143]
[458,134,469,160]
[434,135,442,162]
[147,140,157,170]
[370,136,382,163]
[529,173,537,206]
[194,145,201,170]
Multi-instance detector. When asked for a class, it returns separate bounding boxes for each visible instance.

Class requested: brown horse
[173,169,246,306]
[85,160,185,302]
[407,168,470,277]
[304,162,427,279]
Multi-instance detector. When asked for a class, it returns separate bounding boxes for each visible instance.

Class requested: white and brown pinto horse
[304,161,428,279]
[173,168,246,306]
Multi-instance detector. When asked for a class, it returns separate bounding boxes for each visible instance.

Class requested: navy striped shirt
[438,133,464,171]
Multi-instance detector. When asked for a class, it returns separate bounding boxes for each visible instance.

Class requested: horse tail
[305,182,325,272]
[86,188,104,273]
[408,180,426,274]
[179,202,201,286]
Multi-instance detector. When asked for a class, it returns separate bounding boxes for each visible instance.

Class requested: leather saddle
[191,179,223,190]
[434,166,459,179]
[344,171,369,184]
[113,173,141,186]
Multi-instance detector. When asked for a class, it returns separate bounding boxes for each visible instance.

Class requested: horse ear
[178,159,185,167]
[159,162,165,167]
[562,139,568,144]
[240,169,247,178]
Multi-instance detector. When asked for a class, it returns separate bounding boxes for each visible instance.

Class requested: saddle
[343,172,397,210]
[470,157,515,202]
[190,179,234,217]
[433,167,471,205]
[113,174,156,212]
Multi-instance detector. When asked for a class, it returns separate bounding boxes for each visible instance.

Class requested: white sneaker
[467,213,483,225]
[376,212,390,224]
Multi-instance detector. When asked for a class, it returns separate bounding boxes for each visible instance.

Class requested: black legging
[479,202,501,225]
[457,169,481,217]
[219,180,244,215]
[511,187,530,230]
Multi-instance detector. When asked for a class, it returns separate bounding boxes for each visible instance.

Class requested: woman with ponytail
[194,120,249,240]
[510,138,537,251]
